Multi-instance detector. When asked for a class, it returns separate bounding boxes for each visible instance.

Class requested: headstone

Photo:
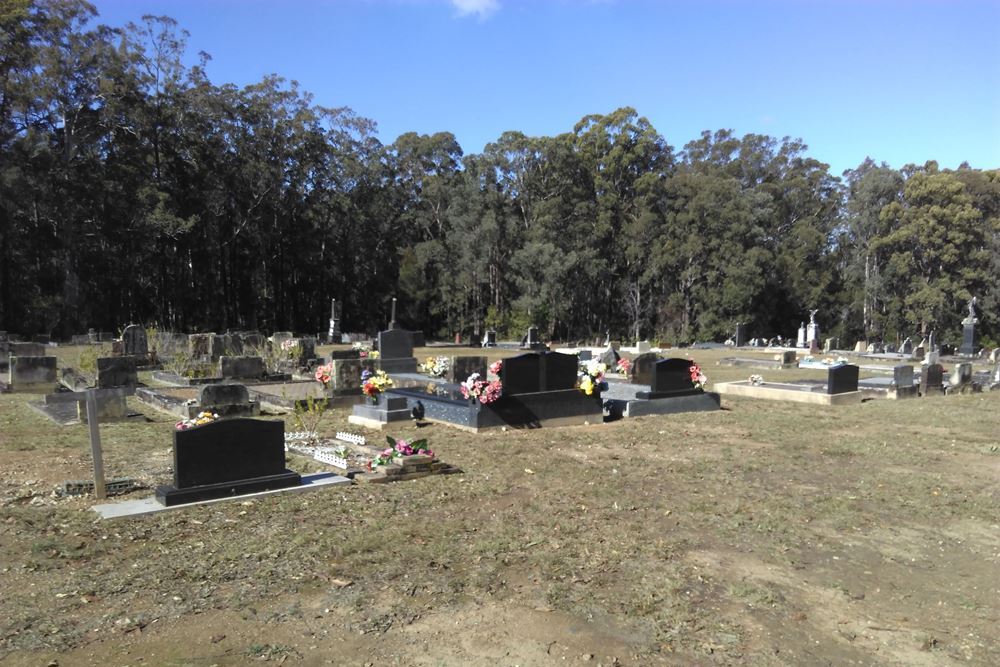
[577,350,593,362]
[297,337,317,363]
[597,344,620,367]
[912,346,926,361]
[806,311,819,346]
[388,297,398,330]
[121,324,148,357]
[637,358,702,399]
[483,330,497,347]
[950,362,973,387]
[500,351,578,395]
[272,332,294,349]
[211,333,232,360]
[155,418,300,506]
[629,352,659,386]
[734,323,746,348]
[808,339,820,355]
[901,338,913,356]
[960,298,979,356]
[10,342,45,357]
[796,323,807,348]
[522,326,543,350]
[823,337,836,353]
[328,298,341,340]
[920,363,944,395]
[469,333,482,347]
[892,364,914,389]
[189,333,214,360]
[924,350,939,365]
[827,364,859,395]
[9,356,58,391]
[96,357,138,388]
[854,341,866,353]
[199,383,251,407]
[378,329,413,360]
[635,340,651,354]
[219,356,266,380]
[778,350,797,365]
[865,343,876,354]
[448,356,487,384]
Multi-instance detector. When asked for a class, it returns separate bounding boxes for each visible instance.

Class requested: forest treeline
[2,1,999,346]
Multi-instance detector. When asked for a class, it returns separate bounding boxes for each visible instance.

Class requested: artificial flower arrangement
[371,436,435,468]
[419,355,450,378]
[616,358,632,374]
[748,374,765,386]
[314,362,334,388]
[352,341,380,359]
[176,411,219,430]
[361,369,393,403]
[280,338,301,358]
[461,359,503,405]
[689,361,708,389]
[578,358,608,396]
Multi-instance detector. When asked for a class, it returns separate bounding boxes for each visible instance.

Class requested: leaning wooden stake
[85,389,107,499]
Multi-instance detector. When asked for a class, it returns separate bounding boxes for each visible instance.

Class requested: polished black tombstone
[155,418,300,506]
[501,351,578,394]
[827,364,859,395]
[637,358,701,399]
[734,323,746,347]
[378,329,413,360]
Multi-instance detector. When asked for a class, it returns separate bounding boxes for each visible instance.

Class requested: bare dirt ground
[1,347,998,666]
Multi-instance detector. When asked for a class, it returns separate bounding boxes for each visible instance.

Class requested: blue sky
[90,0,1000,176]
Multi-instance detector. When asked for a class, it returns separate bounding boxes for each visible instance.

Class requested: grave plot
[716,350,798,370]
[249,380,358,410]
[29,386,139,425]
[603,357,721,418]
[1,354,58,393]
[286,431,460,483]
[152,355,291,386]
[857,364,919,400]
[715,364,862,405]
[136,383,260,419]
[354,351,604,433]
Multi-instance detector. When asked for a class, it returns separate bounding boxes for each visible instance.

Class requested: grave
[121,324,147,357]
[30,386,137,425]
[960,299,978,356]
[919,363,945,396]
[597,344,621,367]
[376,329,418,373]
[521,326,546,351]
[446,356,487,384]
[716,350,798,370]
[5,355,58,393]
[348,394,413,429]
[715,364,862,405]
[136,383,260,419]
[890,364,918,399]
[946,362,977,394]
[97,357,138,388]
[382,351,603,432]
[734,323,747,347]
[155,418,302,506]
[219,356,267,380]
[628,352,659,385]
[483,329,498,347]
[605,357,720,418]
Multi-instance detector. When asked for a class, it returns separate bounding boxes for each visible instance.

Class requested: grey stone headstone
[635,340,651,354]
[96,356,138,388]
[920,363,944,395]
[827,364,859,395]
[189,333,214,360]
[9,356,57,389]
[891,364,913,388]
[10,342,45,357]
[823,337,836,353]
[629,352,659,385]
[122,325,148,357]
[378,329,413,360]
[780,350,797,365]
[901,338,913,355]
[960,323,977,356]
[577,350,593,362]
[199,383,250,408]
[219,356,266,379]
[272,332,294,348]
[854,341,866,353]
[913,346,926,361]
[950,362,973,386]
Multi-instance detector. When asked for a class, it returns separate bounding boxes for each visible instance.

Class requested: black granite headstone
[500,351,579,395]
[638,358,702,399]
[960,323,976,356]
[378,329,413,360]
[96,356,138,388]
[827,364,859,395]
[155,418,300,506]
[483,330,497,347]
[597,344,621,367]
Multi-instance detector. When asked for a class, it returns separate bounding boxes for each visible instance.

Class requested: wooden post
[85,389,107,499]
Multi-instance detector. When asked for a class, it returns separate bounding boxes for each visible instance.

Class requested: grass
[0,346,998,665]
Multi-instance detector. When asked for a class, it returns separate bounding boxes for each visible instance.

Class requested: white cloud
[450,0,500,19]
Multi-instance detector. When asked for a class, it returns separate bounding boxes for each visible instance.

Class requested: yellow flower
[580,376,594,396]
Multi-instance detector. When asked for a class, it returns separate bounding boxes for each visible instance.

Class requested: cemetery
[1,1,998,662]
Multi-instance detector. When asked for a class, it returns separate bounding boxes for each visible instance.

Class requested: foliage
[291,396,329,441]
[0,5,997,350]
[372,435,434,467]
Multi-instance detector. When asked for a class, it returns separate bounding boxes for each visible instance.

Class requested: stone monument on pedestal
[327,298,341,341]
[960,297,979,356]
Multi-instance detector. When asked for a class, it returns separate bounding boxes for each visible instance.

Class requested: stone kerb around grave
[155,418,301,506]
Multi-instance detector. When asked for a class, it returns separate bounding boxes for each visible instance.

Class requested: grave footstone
[155,418,300,506]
